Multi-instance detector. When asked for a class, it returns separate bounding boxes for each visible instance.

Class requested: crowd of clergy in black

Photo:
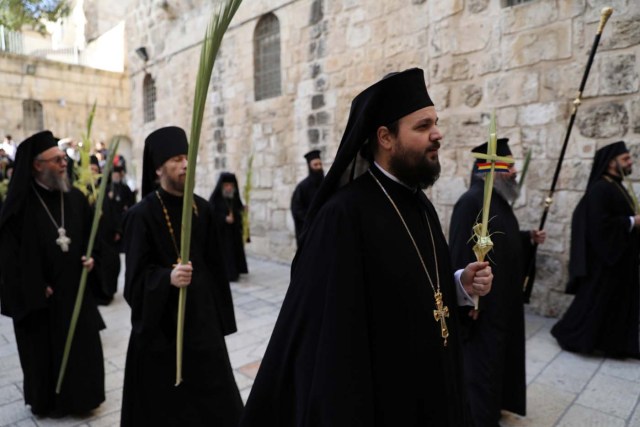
[0,67,637,427]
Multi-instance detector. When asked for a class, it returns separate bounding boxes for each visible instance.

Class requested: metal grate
[254,13,282,101]
[143,73,156,123]
[23,100,44,132]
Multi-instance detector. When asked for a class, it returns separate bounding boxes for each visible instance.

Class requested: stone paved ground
[0,257,639,426]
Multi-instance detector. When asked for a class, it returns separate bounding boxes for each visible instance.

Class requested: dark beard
[309,169,324,184]
[389,150,441,189]
[493,174,520,203]
[40,168,71,192]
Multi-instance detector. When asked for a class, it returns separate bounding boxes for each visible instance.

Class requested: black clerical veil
[302,68,433,244]
[141,126,189,197]
[568,140,629,293]
[0,130,57,230]
[209,172,244,209]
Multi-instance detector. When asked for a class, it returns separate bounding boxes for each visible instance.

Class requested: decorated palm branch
[242,154,253,243]
[56,136,121,394]
[74,101,99,204]
[176,0,243,386]
[470,112,514,309]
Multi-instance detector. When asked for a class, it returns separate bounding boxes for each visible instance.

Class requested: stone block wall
[126,0,640,316]
[0,52,130,148]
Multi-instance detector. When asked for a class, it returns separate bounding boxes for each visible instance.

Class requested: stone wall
[0,51,131,149]
[126,0,640,316]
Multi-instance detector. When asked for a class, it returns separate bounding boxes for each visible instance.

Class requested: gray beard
[493,175,520,203]
[40,168,71,192]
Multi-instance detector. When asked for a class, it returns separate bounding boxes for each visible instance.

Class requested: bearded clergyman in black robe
[240,69,494,427]
[120,126,243,426]
[552,141,640,358]
[449,139,546,426]
[209,172,248,282]
[291,149,324,246]
[0,131,105,417]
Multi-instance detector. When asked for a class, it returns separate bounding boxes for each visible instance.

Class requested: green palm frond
[176,0,243,387]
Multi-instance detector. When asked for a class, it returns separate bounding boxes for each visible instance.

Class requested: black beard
[389,151,441,189]
[309,169,324,183]
[40,168,71,192]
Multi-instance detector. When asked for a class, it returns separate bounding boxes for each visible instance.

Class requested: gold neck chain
[368,169,450,347]
[155,190,181,264]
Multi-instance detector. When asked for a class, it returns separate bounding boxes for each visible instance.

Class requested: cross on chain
[56,228,71,252]
[433,291,450,347]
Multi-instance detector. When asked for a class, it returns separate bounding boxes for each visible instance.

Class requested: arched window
[143,73,156,122]
[23,99,44,132]
[254,13,281,101]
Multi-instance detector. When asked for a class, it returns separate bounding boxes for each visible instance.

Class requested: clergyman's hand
[170,262,193,288]
[531,229,546,244]
[461,261,492,298]
[45,286,54,298]
[82,256,94,272]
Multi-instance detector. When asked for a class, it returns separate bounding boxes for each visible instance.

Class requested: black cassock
[552,175,640,357]
[0,184,105,416]
[121,189,243,426]
[291,174,322,246]
[209,194,248,282]
[90,192,121,304]
[449,181,532,425]
[241,167,469,427]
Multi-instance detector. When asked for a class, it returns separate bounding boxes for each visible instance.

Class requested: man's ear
[33,159,43,173]
[156,166,163,178]
[377,126,394,152]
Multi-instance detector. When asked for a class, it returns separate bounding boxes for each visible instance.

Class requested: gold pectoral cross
[433,291,449,347]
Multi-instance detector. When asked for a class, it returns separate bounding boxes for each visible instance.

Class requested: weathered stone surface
[601,17,640,50]
[632,99,640,134]
[598,54,639,95]
[485,71,539,107]
[577,102,629,138]
[430,57,470,83]
[462,84,483,108]
[467,0,489,14]
[451,18,491,54]
[502,0,558,34]
[502,21,572,69]
[345,8,371,48]
[518,103,560,126]
[429,0,463,21]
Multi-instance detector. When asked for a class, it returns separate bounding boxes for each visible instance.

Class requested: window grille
[143,73,156,123]
[254,13,282,101]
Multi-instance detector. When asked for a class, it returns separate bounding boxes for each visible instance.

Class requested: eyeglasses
[38,155,68,165]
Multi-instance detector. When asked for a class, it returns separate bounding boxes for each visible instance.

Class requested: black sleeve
[123,205,172,334]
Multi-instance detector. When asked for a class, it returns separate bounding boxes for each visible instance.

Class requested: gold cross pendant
[433,291,450,347]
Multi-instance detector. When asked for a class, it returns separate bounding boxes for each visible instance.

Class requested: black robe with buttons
[241,166,469,427]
